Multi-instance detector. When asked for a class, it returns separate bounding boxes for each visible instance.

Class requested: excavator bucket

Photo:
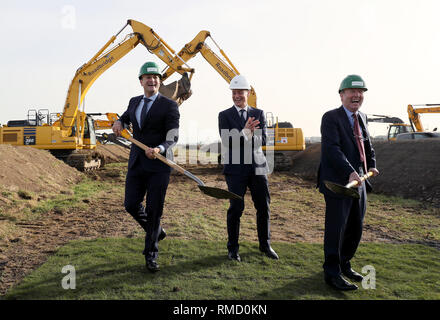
[159,72,192,106]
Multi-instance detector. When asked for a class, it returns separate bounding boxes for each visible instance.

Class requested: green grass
[4,239,440,300]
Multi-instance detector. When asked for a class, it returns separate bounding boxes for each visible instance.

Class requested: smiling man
[218,75,278,262]
[317,74,379,291]
[112,61,179,273]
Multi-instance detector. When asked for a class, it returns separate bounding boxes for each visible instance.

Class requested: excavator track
[50,150,105,172]
[273,152,294,171]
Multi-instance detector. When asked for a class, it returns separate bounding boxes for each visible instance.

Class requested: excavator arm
[161,31,257,107]
[408,104,440,132]
[60,19,193,134]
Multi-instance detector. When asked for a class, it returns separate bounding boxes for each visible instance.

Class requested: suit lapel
[131,96,143,131]
[141,94,161,130]
[247,107,257,120]
[358,112,369,138]
[338,106,357,147]
[228,106,243,129]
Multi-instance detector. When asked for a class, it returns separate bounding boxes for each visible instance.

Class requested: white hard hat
[229,75,251,90]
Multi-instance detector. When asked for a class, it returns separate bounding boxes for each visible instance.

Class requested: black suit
[119,93,179,261]
[218,106,271,253]
[317,106,376,277]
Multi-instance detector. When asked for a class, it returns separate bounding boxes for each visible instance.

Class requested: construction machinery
[88,113,132,149]
[0,20,304,171]
[366,114,414,141]
[407,104,440,132]
[158,30,306,170]
[0,20,192,171]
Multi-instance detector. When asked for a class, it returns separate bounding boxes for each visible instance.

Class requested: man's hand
[369,168,380,177]
[244,117,260,133]
[145,147,160,160]
[348,171,362,185]
[112,121,123,137]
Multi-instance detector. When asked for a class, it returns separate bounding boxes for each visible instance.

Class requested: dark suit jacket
[119,94,179,172]
[317,106,376,197]
[218,106,268,175]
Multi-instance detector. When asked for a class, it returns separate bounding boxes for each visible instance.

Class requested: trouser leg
[225,174,248,253]
[144,171,170,262]
[124,168,166,256]
[323,195,353,277]
[248,174,271,249]
[340,185,367,271]
[124,167,148,231]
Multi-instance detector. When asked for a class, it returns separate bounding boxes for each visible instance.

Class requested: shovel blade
[198,185,242,200]
[324,180,360,199]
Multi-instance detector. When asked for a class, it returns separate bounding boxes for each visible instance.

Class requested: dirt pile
[0,145,82,196]
[97,144,130,164]
[0,144,129,197]
[290,140,440,207]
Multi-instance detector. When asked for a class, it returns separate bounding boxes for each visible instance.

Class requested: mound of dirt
[290,140,440,207]
[0,145,82,196]
[97,144,130,164]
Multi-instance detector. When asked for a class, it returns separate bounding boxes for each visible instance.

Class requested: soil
[0,141,439,295]
[97,144,130,164]
[290,140,440,207]
[0,145,82,195]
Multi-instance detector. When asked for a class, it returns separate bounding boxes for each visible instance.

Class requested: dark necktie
[140,98,151,127]
[239,109,246,128]
[352,113,367,173]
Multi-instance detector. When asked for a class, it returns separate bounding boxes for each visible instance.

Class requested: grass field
[1,162,440,300]
[4,239,440,300]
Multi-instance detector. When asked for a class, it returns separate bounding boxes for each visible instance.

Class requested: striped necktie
[352,113,367,173]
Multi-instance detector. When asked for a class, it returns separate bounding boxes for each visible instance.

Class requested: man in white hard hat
[218,75,278,262]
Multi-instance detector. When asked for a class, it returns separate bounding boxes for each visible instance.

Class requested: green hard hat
[339,74,368,93]
[138,61,161,79]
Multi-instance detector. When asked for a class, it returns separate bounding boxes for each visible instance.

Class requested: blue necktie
[140,98,151,127]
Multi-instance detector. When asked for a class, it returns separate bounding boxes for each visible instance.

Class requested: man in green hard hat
[112,61,179,273]
[317,74,379,290]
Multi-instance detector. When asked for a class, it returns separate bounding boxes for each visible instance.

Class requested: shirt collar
[342,105,357,117]
[143,92,159,102]
[234,105,249,113]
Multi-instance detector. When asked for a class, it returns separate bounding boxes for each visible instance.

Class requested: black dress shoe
[324,274,358,291]
[342,268,363,282]
[146,260,160,273]
[158,228,167,241]
[259,246,279,260]
[228,251,241,262]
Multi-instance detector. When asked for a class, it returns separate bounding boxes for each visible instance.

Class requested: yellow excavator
[160,30,306,170]
[366,114,414,141]
[0,20,192,171]
[407,104,440,132]
[1,19,304,171]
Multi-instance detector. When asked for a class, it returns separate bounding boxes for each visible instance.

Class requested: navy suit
[317,106,376,277]
[119,93,179,261]
[218,106,271,253]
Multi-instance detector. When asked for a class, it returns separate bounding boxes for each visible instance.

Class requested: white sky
[1,0,440,144]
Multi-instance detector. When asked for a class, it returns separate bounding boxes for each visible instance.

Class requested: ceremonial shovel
[324,171,373,199]
[120,130,242,201]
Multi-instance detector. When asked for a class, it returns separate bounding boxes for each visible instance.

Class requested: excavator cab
[388,124,414,141]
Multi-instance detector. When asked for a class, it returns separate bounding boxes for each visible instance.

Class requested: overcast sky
[1,0,440,143]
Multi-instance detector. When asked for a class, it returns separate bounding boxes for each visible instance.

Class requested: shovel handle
[345,171,373,188]
[121,130,187,176]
